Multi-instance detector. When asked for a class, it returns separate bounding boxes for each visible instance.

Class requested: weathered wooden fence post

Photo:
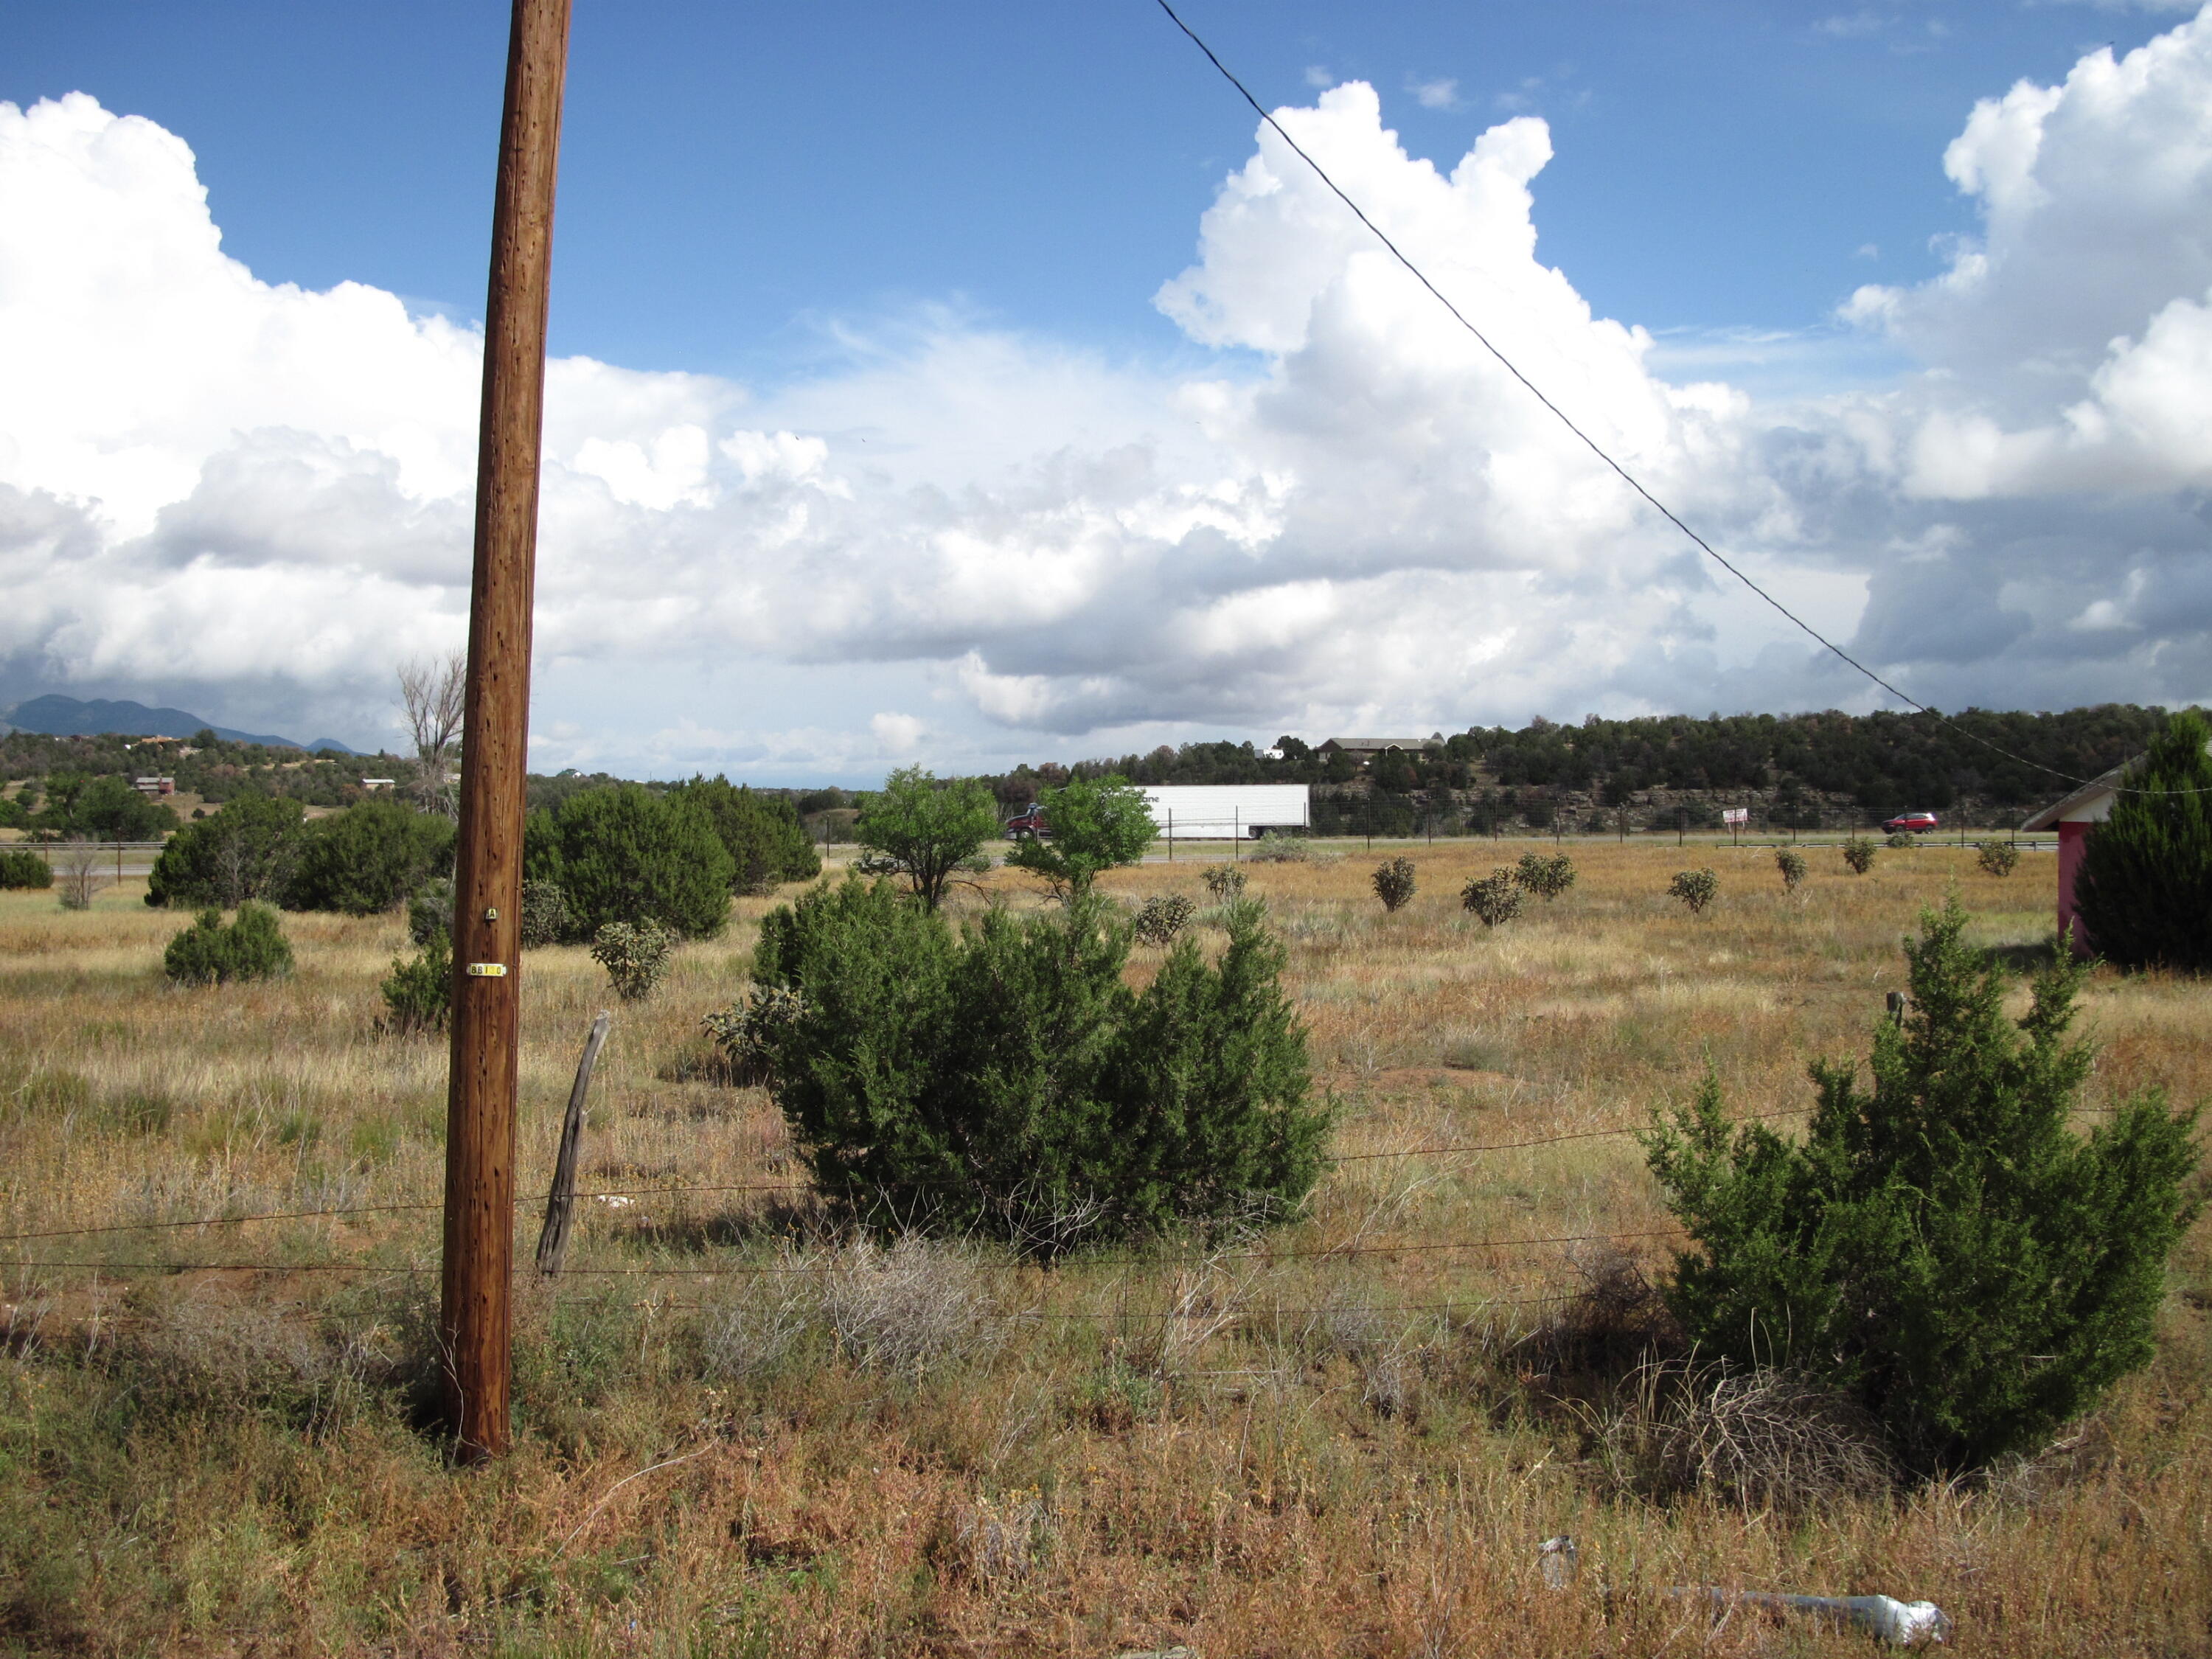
[536,1010,611,1279]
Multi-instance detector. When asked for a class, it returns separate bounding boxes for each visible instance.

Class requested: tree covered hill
[987,705,2186,829]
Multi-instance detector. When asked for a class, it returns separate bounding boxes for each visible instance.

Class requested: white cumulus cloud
[5,12,2212,774]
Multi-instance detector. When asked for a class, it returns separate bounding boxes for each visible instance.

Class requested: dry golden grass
[1,836,2207,1656]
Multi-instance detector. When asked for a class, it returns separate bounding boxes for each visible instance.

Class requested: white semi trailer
[1141,784,1310,841]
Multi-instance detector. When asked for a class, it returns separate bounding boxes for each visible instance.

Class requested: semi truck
[1141,784,1310,841]
[1006,784,1311,841]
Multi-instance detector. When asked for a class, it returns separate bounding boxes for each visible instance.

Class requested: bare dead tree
[55,840,109,911]
[398,653,467,817]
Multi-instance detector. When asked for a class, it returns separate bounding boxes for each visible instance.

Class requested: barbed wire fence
[1,1099,2124,1340]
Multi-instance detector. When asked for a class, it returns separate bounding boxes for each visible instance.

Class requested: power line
[1149,0,2205,799]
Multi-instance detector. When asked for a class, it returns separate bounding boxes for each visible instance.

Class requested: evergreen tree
[745,877,1328,1251]
[524,782,734,939]
[1646,895,2200,1472]
[146,795,305,908]
[664,774,821,894]
[2074,709,2212,973]
[285,800,455,914]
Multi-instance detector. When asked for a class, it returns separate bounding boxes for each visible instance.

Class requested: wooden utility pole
[440,0,573,1464]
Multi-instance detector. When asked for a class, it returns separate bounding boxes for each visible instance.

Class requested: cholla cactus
[1202,864,1248,902]
[1668,868,1719,915]
[702,984,806,1086]
[1461,869,1524,927]
[1133,894,1196,946]
[591,919,676,1001]
[519,879,571,947]
[1371,858,1416,914]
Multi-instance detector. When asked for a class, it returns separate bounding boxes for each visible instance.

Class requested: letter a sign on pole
[441,0,572,1464]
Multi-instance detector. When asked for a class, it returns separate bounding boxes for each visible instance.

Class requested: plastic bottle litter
[1539,1537,1949,1645]
[1674,1587,1952,1646]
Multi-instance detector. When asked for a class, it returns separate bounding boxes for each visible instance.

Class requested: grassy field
[2,837,2206,1656]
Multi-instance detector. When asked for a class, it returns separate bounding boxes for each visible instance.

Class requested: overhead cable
[1150,0,2202,797]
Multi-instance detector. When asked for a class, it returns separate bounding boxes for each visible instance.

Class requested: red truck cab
[1004,804,1049,840]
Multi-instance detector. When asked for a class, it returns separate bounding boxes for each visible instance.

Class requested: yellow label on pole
[465,962,509,978]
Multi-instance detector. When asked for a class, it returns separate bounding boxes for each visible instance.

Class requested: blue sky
[3,1,2209,777]
[13,1,2174,366]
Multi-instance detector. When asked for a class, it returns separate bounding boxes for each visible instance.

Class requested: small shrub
[94,1289,375,1427]
[1885,830,1916,849]
[1514,850,1576,901]
[0,849,51,890]
[700,1270,812,1380]
[1461,869,1524,927]
[815,1234,1001,1375]
[1645,897,2202,1472]
[749,880,1327,1251]
[1667,868,1718,914]
[1976,840,2020,878]
[1133,893,1196,945]
[164,903,294,985]
[380,929,451,1034]
[407,878,453,946]
[1202,864,1248,902]
[699,1234,1002,1383]
[1246,832,1312,863]
[1595,1359,1898,1510]
[702,984,806,1088]
[1841,835,1876,874]
[519,878,570,947]
[1775,847,1807,891]
[591,919,677,1001]
[1371,858,1416,913]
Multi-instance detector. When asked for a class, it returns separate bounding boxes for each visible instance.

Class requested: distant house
[1316,734,1444,763]
[360,778,397,792]
[2022,758,2136,955]
[132,775,175,797]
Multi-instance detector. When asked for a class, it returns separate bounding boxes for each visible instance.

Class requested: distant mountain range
[0,695,358,754]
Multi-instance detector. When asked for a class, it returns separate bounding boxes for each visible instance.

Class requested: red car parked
[1882,811,1940,834]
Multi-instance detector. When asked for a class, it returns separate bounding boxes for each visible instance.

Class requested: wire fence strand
[4,1099,2143,1249]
